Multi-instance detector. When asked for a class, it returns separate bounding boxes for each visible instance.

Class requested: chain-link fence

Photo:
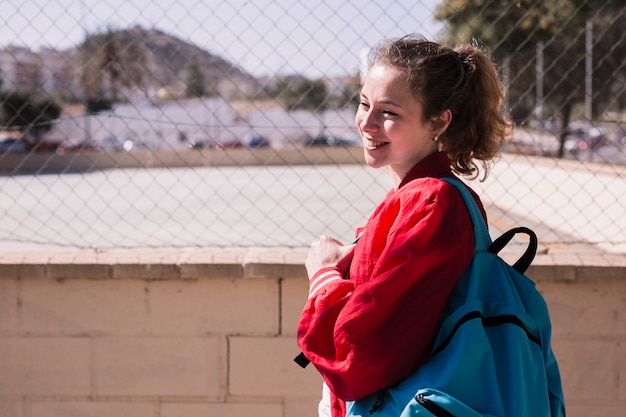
[0,0,624,252]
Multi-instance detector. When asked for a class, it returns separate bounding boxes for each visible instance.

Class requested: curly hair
[371,35,513,180]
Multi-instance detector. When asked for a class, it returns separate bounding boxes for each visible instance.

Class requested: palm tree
[78,27,146,112]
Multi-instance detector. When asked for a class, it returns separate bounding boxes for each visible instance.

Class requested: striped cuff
[309,267,343,299]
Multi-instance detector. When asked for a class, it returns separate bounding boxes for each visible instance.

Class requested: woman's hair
[371,35,513,180]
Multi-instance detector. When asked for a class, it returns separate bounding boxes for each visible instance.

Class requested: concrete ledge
[0,247,622,281]
[0,147,366,174]
[529,253,626,281]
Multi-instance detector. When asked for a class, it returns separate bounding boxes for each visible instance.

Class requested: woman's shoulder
[394,176,460,202]
[394,176,485,220]
[371,177,462,221]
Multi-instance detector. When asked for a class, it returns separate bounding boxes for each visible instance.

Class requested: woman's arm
[297,182,476,401]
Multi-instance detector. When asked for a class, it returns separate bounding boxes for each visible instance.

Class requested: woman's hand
[305,235,355,280]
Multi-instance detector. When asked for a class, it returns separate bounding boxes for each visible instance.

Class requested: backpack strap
[441,178,538,274]
[440,177,492,251]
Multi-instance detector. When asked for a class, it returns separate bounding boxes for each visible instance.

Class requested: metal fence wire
[0,0,624,253]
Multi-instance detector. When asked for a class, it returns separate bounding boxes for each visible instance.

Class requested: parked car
[0,138,27,153]
[248,136,270,148]
[216,140,243,150]
[564,123,607,155]
[304,135,360,147]
[101,136,148,152]
[101,135,124,151]
[121,139,149,151]
[55,140,100,155]
[187,139,215,149]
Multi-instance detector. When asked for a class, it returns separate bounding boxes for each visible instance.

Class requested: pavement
[0,152,623,256]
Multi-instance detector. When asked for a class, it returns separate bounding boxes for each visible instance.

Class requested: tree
[101,31,122,103]
[436,0,626,158]
[0,88,61,146]
[272,76,329,112]
[185,55,207,98]
[79,27,146,113]
[327,75,362,111]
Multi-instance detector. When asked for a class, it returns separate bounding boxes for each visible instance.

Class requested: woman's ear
[433,109,452,135]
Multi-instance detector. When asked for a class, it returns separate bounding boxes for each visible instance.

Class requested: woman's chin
[364,153,386,169]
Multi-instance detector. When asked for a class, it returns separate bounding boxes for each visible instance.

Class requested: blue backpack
[346,178,566,417]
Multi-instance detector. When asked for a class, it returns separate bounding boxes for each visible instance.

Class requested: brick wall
[0,248,624,417]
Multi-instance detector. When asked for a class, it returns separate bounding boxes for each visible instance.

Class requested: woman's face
[355,64,439,186]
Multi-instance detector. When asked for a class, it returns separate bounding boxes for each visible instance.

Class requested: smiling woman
[295,35,546,417]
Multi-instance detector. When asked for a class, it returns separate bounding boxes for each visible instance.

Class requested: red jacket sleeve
[297,179,478,401]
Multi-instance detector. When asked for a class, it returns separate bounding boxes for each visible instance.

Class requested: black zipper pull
[415,393,457,417]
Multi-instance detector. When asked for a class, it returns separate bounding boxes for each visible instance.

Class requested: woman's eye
[382,109,398,116]
[359,101,370,108]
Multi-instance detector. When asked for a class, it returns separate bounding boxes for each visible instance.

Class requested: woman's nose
[357,110,377,132]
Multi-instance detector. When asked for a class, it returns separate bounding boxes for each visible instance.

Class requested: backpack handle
[488,226,538,274]
[441,178,538,275]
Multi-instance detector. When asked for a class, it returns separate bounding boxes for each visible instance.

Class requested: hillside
[74,26,261,97]
[0,25,261,101]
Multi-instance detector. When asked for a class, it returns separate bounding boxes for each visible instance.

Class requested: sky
[0,0,444,78]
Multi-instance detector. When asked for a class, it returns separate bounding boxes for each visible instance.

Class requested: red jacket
[297,152,485,417]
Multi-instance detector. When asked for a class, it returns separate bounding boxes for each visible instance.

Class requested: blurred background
[0,0,624,252]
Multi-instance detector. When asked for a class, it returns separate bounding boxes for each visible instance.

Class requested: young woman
[297,35,512,417]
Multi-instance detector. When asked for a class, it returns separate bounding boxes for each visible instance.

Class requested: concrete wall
[0,248,624,417]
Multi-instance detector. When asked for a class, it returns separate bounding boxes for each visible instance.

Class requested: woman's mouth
[365,139,389,148]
